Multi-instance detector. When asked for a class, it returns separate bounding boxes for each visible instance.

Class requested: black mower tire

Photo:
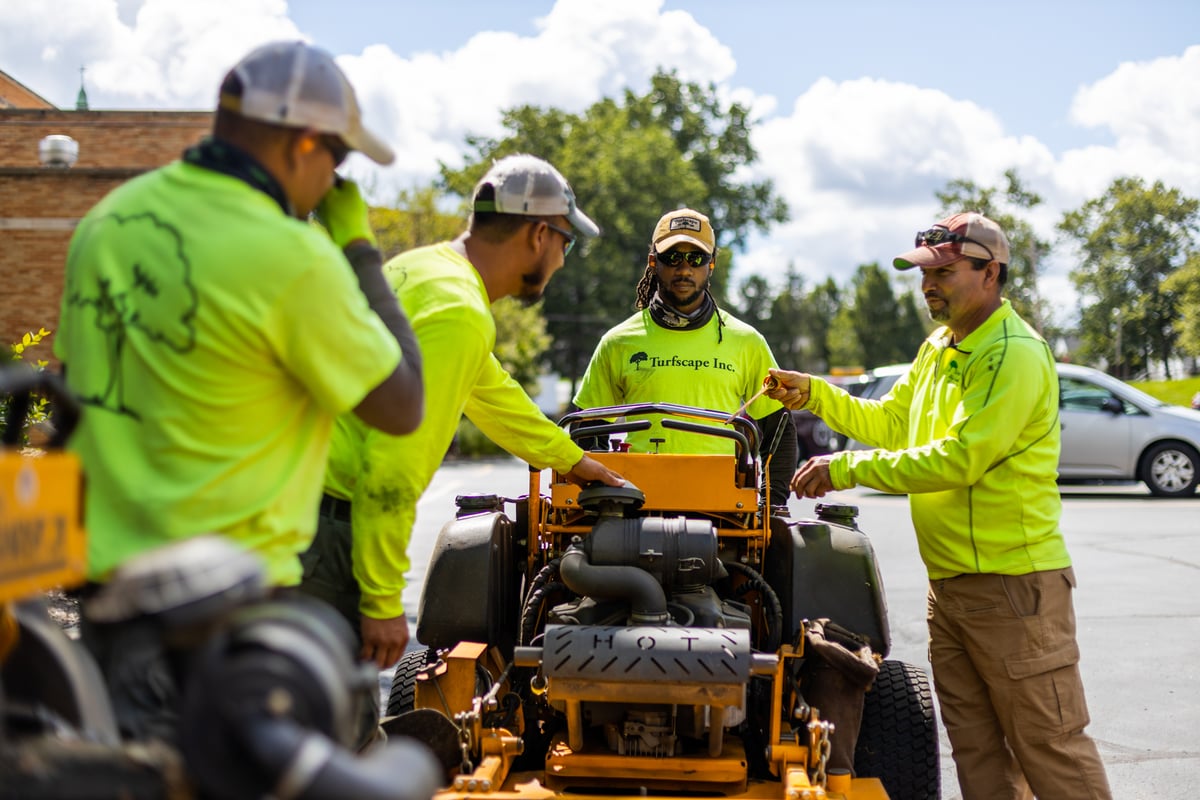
[386,647,430,718]
[854,659,940,800]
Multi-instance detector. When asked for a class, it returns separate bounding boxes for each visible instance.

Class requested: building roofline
[0,68,57,109]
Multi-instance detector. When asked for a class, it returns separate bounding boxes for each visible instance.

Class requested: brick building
[0,69,210,359]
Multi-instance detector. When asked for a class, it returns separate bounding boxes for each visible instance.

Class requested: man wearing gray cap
[766,212,1111,799]
[300,154,624,670]
[56,41,423,740]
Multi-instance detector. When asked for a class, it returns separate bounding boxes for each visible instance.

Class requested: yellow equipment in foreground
[392,403,939,800]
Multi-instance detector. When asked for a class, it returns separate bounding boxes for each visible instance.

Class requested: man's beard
[664,274,709,309]
[518,266,550,306]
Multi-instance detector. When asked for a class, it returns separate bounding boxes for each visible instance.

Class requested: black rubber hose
[724,561,784,653]
[519,559,562,646]
[239,715,441,800]
[559,548,668,623]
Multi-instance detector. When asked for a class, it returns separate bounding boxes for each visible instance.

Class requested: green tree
[736,273,772,330]
[800,277,842,373]
[936,169,1052,333]
[1162,253,1200,371]
[1059,177,1199,379]
[370,186,463,259]
[848,263,927,368]
[491,298,551,394]
[760,267,807,369]
[441,70,788,390]
[826,305,862,370]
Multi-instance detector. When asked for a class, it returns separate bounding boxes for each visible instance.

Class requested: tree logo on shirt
[62,211,197,420]
[629,351,648,370]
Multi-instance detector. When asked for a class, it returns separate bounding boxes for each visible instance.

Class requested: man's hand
[314,177,377,250]
[360,614,409,669]
[791,455,837,498]
[563,455,624,487]
[767,368,812,410]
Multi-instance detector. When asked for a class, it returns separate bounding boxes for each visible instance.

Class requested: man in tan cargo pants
[769,213,1111,799]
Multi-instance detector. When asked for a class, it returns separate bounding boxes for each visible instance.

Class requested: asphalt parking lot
[401,461,1200,799]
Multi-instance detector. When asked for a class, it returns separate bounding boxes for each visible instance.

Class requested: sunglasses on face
[542,220,577,256]
[656,249,713,268]
[320,135,351,168]
[915,227,995,262]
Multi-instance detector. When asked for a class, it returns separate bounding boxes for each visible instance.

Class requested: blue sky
[4,0,1199,325]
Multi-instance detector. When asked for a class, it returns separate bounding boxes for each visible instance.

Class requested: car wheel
[1139,441,1200,497]
[811,419,833,449]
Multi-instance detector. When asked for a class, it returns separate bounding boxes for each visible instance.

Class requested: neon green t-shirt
[810,301,1070,579]
[323,242,583,618]
[55,161,402,584]
[573,309,782,454]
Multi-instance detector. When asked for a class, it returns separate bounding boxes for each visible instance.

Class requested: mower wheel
[854,659,940,800]
[386,648,430,717]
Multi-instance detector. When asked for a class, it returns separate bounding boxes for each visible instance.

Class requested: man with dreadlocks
[572,208,798,504]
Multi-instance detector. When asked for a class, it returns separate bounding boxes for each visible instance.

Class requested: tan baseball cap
[218,41,394,166]
[653,208,716,254]
[893,212,1010,269]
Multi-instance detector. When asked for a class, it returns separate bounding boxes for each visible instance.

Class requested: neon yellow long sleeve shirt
[323,243,584,618]
[811,301,1071,579]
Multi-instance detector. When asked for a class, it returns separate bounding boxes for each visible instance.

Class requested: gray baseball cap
[472,154,600,238]
[219,41,394,166]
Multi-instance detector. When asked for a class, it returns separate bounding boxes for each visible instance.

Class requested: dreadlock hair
[634,244,660,310]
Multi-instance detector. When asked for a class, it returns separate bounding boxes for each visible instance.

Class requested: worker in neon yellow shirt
[573,208,798,504]
[56,41,424,741]
[768,212,1111,800]
[301,155,624,669]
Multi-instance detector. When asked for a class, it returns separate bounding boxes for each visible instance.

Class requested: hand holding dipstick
[725,375,781,423]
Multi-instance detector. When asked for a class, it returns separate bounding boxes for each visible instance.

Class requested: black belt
[319,494,352,522]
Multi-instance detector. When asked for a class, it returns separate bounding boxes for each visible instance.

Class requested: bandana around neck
[183,137,293,216]
[647,290,724,342]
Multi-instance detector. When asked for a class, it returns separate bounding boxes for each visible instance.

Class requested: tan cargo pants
[927,568,1112,800]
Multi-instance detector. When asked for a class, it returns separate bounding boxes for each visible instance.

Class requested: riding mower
[388,403,939,799]
[0,365,441,799]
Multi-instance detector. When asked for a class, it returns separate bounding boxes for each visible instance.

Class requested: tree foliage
[440,70,788,388]
[370,186,463,259]
[1059,177,1199,379]
[1163,254,1200,364]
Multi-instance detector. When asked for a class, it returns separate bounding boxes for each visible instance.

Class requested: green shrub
[451,417,507,459]
[1,328,54,446]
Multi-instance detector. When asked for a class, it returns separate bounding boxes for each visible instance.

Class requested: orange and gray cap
[218,41,394,166]
[653,208,716,255]
[893,212,1010,270]
[471,154,600,238]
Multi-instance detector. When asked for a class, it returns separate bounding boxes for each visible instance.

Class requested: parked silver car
[836,362,1200,497]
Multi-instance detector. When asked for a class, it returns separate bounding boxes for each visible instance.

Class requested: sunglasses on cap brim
[915,227,995,262]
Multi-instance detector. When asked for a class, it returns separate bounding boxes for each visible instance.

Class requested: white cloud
[3,0,1197,333]
[739,77,1060,293]
[340,0,735,193]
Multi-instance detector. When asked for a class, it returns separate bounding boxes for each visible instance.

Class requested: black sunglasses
[542,220,577,256]
[320,135,351,168]
[915,227,995,262]
[656,249,713,268]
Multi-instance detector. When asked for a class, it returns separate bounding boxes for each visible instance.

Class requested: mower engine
[512,483,777,791]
